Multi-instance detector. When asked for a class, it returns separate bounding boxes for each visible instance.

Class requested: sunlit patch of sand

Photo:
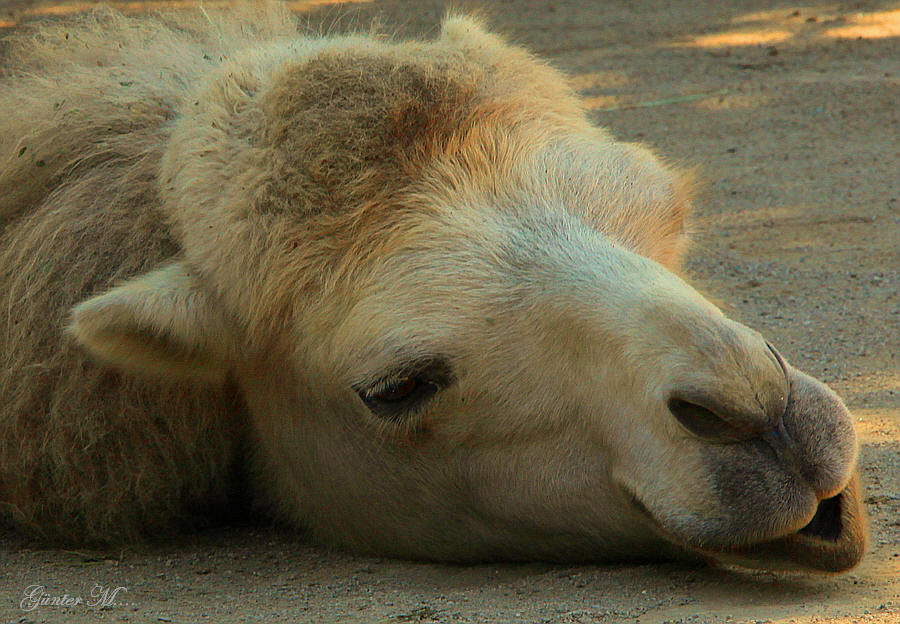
[17,0,371,19]
[673,6,900,51]
[853,408,900,444]
[825,9,900,39]
[770,606,899,624]
[285,0,373,9]
[679,28,792,49]
[16,2,93,16]
[22,2,225,17]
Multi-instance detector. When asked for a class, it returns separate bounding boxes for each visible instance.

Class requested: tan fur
[0,4,864,571]
[0,4,291,541]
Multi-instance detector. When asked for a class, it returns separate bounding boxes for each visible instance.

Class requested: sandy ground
[0,1,898,622]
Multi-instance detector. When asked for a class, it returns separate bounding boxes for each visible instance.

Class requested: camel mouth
[798,493,843,542]
[624,473,866,572]
[727,481,866,573]
[719,475,866,573]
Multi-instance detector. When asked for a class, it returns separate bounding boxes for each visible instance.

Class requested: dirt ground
[0,0,898,622]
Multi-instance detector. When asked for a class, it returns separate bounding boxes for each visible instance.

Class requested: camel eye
[359,377,438,420]
[369,377,419,402]
[357,358,453,420]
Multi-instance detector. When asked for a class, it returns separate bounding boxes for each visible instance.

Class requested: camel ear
[440,14,500,47]
[657,170,696,271]
[68,262,234,383]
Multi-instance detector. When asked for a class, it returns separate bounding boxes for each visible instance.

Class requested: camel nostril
[762,428,781,445]
[667,397,752,443]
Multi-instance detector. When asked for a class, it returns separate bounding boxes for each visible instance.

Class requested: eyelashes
[359,377,440,421]
[356,357,453,422]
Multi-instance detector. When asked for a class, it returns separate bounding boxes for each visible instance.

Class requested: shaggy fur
[0,4,682,541]
[0,5,294,541]
[0,4,864,572]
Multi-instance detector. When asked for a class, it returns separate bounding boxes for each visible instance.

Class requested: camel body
[0,5,865,571]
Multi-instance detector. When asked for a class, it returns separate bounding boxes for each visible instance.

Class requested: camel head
[67,16,865,572]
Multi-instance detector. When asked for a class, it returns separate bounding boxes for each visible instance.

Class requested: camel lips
[798,493,843,542]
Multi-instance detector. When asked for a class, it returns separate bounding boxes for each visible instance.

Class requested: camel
[0,3,865,572]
